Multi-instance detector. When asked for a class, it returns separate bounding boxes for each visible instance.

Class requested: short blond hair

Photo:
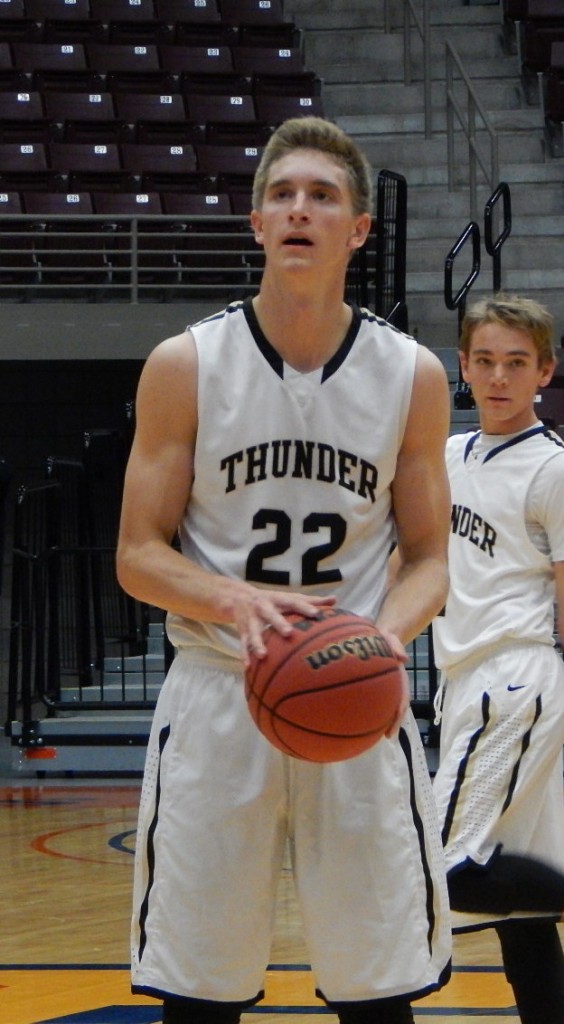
[460,293,555,365]
[252,116,373,216]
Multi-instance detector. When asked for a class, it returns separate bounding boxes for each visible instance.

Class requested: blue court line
[0,963,506,973]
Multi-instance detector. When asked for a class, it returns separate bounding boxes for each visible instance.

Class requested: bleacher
[503,0,564,152]
[0,0,327,299]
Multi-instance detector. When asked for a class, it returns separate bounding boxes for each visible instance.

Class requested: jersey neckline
[241,295,362,382]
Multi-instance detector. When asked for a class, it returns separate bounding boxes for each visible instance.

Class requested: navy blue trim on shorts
[137,722,171,963]
[398,727,436,957]
[441,691,490,848]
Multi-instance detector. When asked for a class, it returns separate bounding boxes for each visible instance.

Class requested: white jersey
[433,425,564,673]
[167,297,417,659]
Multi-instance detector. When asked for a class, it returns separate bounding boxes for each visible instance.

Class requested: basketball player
[117,117,452,1024]
[431,294,564,1023]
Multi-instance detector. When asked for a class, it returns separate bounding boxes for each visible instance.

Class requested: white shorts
[433,643,564,875]
[131,650,451,1004]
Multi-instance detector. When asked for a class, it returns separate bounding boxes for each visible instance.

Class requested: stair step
[60,682,162,702]
[103,653,165,672]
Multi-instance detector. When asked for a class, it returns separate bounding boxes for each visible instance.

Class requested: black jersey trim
[242,295,284,378]
[441,692,491,848]
[465,424,556,465]
[398,727,437,957]
[137,722,170,963]
[241,296,362,383]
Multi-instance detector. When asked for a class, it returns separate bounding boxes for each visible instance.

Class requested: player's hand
[234,590,337,668]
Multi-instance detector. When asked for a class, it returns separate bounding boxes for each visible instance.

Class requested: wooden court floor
[1,778,561,1024]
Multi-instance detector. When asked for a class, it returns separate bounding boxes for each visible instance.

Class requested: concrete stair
[288,0,564,347]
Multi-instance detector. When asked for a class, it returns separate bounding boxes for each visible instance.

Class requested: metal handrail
[382,0,434,138]
[403,0,432,138]
[445,40,500,221]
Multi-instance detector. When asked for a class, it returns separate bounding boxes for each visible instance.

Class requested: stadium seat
[0,0,25,17]
[48,140,131,191]
[20,189,113,292]
[114,90,186,128]
[26,0,92,18]
[44,90,116,124]
[159,43,234,73]
[23,190,94,214]
[121,141,198,176]
[162,189,232,214]
[184,89,256,123]
[231,46,305,76]
[90,0,157,21]
[218,0,285,26]
[0,189,22,211]
[49,141,122,173]
[92,191,163,214]
[0,90,45,122]
[0,189,41,289]
[12,42,89,73]
[195,141,263,175]
[0,140,49,179]
[92,190,182,292]
[86,43,161,73]
[254,92,324,124]
[155,0,221,21]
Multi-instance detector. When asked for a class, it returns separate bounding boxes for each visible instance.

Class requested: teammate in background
[431,294,564,1023]
[117,117,452,1024]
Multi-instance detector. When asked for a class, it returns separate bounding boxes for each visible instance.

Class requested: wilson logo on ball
[245,608,403,763]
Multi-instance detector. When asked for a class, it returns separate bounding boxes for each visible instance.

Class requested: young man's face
[460,321,555,434]
[250,148,371,276]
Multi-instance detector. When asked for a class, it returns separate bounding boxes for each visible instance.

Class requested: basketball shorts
[131,650,451,1005]
[433,642,564,877]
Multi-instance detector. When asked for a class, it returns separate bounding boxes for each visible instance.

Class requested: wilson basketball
[244,607,403,762]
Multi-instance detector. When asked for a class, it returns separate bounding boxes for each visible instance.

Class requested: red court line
[30,820,138,865]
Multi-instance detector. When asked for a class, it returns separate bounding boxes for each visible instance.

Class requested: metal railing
[403,0,433,138]
[445,40,500,221]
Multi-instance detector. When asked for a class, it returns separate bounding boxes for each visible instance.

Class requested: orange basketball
[244,607,403,762]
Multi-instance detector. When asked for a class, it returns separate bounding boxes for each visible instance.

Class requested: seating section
[0,0,325,298]
[0,0,323,213]
[503,0,564,153]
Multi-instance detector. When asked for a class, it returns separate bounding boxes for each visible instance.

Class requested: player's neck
[479,409,541,436]
[252,290,353,373]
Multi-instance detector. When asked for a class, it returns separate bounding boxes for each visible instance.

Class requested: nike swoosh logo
[507,684,527,691]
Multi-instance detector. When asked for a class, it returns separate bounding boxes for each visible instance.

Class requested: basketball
[244,607,403,763]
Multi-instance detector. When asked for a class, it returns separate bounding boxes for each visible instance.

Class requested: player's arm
[116,331,334,663]
[377,344,451,648]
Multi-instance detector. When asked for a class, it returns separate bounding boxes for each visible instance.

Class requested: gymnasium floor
[0,739,559,1024]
